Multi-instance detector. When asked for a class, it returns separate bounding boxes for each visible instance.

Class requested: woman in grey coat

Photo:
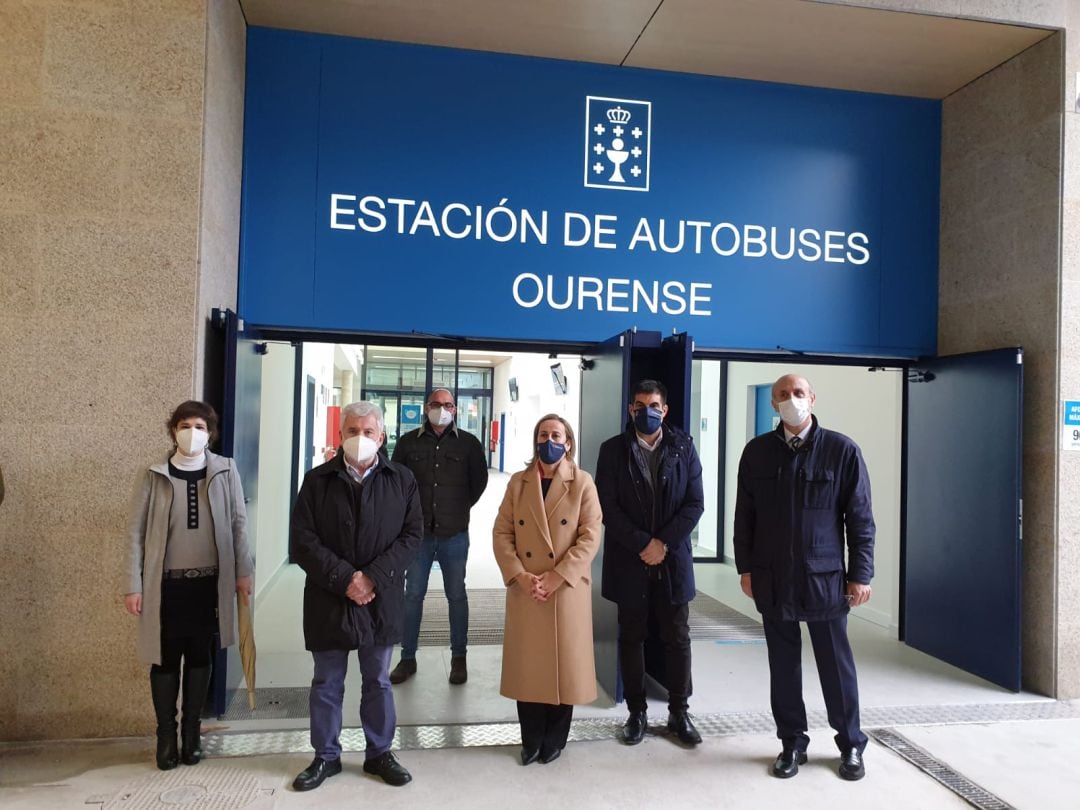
[124,401,253,770]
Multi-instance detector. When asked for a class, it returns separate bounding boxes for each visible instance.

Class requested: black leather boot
[149,670,180,770]
[180,665,212,765]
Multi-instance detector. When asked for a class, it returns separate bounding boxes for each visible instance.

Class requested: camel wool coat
[494,459,602,705]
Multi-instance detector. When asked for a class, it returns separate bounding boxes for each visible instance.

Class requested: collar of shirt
[345,453,379,483]
[783,423,812,444]
[636,426,664,453]
[423,422,458,439]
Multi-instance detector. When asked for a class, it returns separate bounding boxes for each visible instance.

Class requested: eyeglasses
[427,402,455,409]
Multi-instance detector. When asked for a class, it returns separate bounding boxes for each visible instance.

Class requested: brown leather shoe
[389,658,417,684]
[449,655,467,685]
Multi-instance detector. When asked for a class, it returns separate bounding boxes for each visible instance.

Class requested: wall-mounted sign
[241,28,941,356]
[1064,400,1080,450]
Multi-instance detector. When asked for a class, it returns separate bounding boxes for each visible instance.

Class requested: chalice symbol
[606,137,629,183]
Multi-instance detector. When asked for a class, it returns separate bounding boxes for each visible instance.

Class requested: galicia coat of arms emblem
[584,96,652,192]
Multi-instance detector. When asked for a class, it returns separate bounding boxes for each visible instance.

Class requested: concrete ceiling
[238,0,1053,99]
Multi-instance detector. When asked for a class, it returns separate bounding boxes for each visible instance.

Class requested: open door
[579,331,634,702]
[578,329,695,703]
[209,309,264,715]
[903,348,1023,691]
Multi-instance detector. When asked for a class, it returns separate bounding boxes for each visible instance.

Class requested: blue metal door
[578,330,695,703]
[578,332,633,703]
[904,348,1023,691]
[210,309,264,716]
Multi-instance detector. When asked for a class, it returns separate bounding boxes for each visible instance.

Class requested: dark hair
[527,413,577,466]
[631,379,668,405]
[167,400,220,445]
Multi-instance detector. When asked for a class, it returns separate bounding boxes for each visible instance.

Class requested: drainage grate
[220,687,311,721]
[205,699,1079,758]
[869,728,1016,810]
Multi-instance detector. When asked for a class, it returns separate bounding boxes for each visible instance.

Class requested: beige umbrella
[237,592,257,710]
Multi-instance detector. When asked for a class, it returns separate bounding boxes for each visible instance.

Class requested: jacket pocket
[801,470,835,510]
[802,557,845,611]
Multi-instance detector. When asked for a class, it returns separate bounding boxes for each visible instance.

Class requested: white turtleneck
[170,450,208,472]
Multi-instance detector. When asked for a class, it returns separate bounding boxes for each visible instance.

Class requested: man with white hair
[734,374,875,782]
[290,401,423,790]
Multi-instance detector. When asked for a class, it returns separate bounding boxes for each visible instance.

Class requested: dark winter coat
[391,423,488,538]
[733,417,875,622]
[596,425,705,606]
[290,454,423,651]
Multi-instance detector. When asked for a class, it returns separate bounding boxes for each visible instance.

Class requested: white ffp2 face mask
[427,407,453,427]
[176,427,209,456]
[777,396,812,428]
[343,434,379,465]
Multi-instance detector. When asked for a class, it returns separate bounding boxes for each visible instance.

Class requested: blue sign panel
[240,28,941,356]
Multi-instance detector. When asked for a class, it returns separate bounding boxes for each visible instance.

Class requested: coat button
[561,518,567,525]
[526,551,532,558]
[519,519,525,525]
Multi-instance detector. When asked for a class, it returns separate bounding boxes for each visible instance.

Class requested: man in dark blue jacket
[734,374,875,782]
[290,401,423,791]
[597,379,705,748]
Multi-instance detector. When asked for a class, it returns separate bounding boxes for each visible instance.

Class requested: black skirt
[160,574,219,639]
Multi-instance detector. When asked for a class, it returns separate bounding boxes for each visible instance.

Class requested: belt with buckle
[163,566,219,580]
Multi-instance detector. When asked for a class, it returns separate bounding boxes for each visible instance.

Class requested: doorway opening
[223,333,1031,732]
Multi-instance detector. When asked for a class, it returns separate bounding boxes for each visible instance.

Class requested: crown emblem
[606,106,632,125]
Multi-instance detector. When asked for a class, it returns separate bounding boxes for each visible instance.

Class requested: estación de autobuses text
[329,193,873,316]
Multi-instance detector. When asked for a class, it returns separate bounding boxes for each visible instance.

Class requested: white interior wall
[693,361,724,556]
[722,362,902,632]
[492,354,582,472]
[254,342,295,599]
[296,342,337,483]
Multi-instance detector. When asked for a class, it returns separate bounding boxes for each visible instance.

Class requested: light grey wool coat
[125,451,254,665]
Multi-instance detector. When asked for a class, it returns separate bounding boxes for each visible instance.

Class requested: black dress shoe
[389,658,417,685]
[363,751,412,786]
[772,748,808,778]
[539,747,561,764]
[292,756,342,791]
[839,748,865,781]
[667,711,702,746]
[449,656,467,685]
[520,747,540,765]
[622,711,647,745]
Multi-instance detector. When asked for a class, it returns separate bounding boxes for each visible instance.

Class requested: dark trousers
[309,645,396,762]
[617,579,692,714]
[517,701,573,753]
[762,613,868,754]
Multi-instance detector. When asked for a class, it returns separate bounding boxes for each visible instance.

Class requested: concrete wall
[938,32,1063,694]
[0,0,246,740]
[1058,1,1080,697]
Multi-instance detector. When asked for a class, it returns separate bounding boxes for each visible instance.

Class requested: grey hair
[341,400,385,432]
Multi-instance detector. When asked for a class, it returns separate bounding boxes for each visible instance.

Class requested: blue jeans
[309,645,395,761]
[400,531,469,659]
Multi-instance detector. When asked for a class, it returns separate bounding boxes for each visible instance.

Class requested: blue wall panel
[240,27,941,356]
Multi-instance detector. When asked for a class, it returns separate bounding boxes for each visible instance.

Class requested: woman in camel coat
[494,413,602,765]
